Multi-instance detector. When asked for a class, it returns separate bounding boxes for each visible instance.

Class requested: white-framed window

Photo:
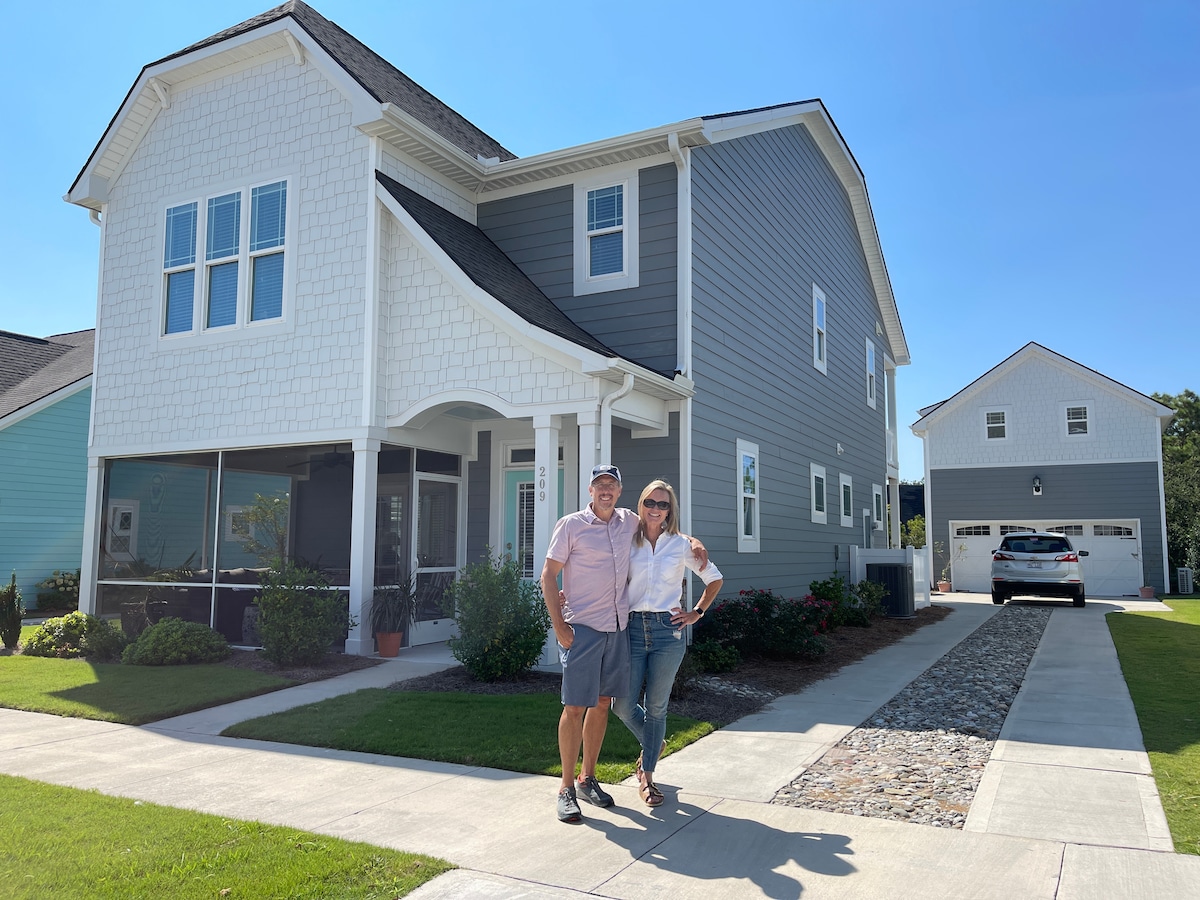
[839,474,853,528]
[1052,525,1084,536]
[812,284,827,374]
[872,484,885,530]
[810,463,827,524]
[162,178,289,336]
[105,499,139,562]
[866,338,877,408]
[225,505,252,543]
[956,524,992,536]
[1094,524,1134,536]
[737,439,760,553]
[1062,402,1090,437]
[999,524,1032,534]
[573,171,639,295]
[983,407,1010,441]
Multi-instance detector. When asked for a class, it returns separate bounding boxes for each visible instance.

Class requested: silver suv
[991,531,1089,607]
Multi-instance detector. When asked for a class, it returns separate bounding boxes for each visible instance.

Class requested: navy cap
[590,464,622,484]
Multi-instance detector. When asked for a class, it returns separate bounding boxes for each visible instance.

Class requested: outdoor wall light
[1033,476,1043,496]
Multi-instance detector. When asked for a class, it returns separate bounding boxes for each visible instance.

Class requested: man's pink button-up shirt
[545,505,638,633]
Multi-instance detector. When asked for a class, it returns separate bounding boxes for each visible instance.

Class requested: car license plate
[1026,561,1043,569]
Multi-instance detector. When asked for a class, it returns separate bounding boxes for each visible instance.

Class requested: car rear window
[1000,536,1071,554]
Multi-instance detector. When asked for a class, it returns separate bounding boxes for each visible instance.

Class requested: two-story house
[911,343,1173,598]
[67,1,908,652]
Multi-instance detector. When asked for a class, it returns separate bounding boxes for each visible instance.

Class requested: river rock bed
[771,605,1051,829]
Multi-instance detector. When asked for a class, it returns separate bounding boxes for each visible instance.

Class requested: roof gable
[0,330,95,422]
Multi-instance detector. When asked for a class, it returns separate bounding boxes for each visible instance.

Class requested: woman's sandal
[638,772,665,807]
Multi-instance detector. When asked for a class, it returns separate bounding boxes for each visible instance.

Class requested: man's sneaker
[576,775,614,808]
[557,785,582,823]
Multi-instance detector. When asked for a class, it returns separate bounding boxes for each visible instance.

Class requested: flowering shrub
[36,569,80,610]
[699,588,831,660]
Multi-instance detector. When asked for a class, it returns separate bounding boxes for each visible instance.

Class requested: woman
[613,479,723,807]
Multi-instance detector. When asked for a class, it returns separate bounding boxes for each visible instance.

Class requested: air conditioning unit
[1178,567,1194,595]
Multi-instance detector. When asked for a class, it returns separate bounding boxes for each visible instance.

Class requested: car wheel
[991,591,1006,605]
[1073,586,1086,608]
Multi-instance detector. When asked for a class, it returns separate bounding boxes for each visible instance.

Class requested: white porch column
[534,416,562,567]
[576,408,600,509]
[889,478,901,549]
[345,438,380,656]
[78,457,104,616]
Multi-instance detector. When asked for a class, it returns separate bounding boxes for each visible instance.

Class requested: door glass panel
[414,479,457,623]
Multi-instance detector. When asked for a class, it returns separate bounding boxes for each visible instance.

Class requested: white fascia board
[88,425,389,462]
[0,377,91,432]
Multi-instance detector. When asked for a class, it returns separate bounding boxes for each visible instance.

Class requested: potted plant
[935,542,966,593]
[371,574,419,657]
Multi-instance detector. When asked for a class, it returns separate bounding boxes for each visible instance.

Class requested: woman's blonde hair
[634,479,680,546]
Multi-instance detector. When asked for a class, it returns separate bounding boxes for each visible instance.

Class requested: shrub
[764,594,831,658]
[700,588,830,661]
[849,579,887,621]
[689,638,741,674]
[446,552,550,682]
[121,617,231,665]
[810,574,873,628]
[1,573,24,650]
[256,564,353,666]
[23,612,127,661]
[35,569,80,610]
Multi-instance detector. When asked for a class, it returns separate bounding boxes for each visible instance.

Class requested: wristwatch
[694,606,705,618]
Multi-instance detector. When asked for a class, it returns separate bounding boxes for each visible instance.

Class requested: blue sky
[2,1,1196,480]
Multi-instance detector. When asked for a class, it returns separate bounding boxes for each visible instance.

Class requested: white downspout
[599,373,635,464]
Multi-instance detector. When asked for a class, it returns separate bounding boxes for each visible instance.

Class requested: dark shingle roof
[376,172,621,361]
[0,330,94,422]
[167,1,516,163]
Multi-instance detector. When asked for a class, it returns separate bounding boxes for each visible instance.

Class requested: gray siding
[688,123,889,597]
[477,165,678,373]
[929,462,1168,593]
[610,415,681,502]
[466,431,492,564]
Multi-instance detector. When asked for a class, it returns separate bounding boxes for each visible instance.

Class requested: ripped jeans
[612,610,687,775]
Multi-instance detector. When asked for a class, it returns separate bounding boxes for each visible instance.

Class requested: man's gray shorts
[560,623,630,708]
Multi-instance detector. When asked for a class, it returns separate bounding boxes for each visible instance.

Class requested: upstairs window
[587,185,624,276]
[866,338,877,407]
[162,179,288,336]
[811,463,827,524]
[574,173,639,295]
[813,284,827,374]
[1065,404,1090,436]
[873,484,885,531]
[737,439,760,553]
[984,409,1008,441]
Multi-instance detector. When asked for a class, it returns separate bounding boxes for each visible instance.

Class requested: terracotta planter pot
[936,581,952,593]
[376,631,403,657]
[1138,586,1156,599]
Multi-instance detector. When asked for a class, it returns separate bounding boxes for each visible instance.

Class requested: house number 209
[538,466,547,501]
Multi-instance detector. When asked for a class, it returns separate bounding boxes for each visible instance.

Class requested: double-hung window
[574,172,639,295]
[1063,403,1090,437]
[839,474,853,528]
[162,179,288,335]
[984,407,1010,441]
[866,338,877,407]
[811,463,827,524]
[737,439,760,553]
[813,284,827,374]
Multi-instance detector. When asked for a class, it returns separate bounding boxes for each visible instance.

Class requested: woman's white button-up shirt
[627,531,723,613]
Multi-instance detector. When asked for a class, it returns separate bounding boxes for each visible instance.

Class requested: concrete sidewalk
[3,595,1197,898]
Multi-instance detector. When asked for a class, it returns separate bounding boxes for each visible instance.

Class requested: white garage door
[947,520,1143,597]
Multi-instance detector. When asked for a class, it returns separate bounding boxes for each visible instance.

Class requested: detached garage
[912,344,1173,597]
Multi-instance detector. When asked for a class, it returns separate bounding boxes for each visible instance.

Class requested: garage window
[999,524,1032,534]
[956,525,991,536]
[1051,525,1084,536]
[1094,524,1133,536]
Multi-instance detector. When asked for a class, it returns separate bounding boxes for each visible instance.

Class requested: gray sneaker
[576,775,614,808]
[557,785,582,823]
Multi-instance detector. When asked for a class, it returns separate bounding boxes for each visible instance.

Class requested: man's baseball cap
[590,464,622,484]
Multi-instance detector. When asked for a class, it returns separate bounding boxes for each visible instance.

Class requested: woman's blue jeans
[613,610,687,775]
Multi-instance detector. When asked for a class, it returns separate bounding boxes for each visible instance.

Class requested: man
[542,464,705,823]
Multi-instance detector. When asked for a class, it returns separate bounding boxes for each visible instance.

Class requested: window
[105,499,139,562]
[162,179,288,335]
[872,484,885,531]
[999,524,1032,535]
[984,408,1009,441]
[574,172,639,295]
[1052,525,1084,536]
[839,474,853,528]
[1094,524,1134,536]
[225,505,251,543]
[956,525,991,536]
[1064,403,1090,437]
[866,339,877,408]
[812,284,827,374]
[811,463,827,524]
[737,440,760,552]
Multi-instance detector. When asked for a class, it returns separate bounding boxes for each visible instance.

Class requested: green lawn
[224,688,712,784]
[0,774,451,899]
[1107,598,1200,856]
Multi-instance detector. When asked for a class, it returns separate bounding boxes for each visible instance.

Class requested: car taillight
[993,552,1015,561]
[1055,553,1079,562]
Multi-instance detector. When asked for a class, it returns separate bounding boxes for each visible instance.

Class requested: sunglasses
[642,498,671,510]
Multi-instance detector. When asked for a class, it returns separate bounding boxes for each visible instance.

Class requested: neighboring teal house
[0,330,94,608]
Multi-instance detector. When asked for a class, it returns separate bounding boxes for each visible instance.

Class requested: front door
[504,469,564,578]
[408,475,459,645]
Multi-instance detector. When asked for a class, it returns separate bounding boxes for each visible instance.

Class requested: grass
[0,654,295,725]
[0,774,452,899]
[1107,598,1200,856]
[224,688,713,783]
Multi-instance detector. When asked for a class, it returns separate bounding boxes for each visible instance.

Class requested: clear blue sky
[2,1,1196,480]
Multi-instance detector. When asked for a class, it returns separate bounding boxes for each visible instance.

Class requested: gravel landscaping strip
[772,605,1051,829]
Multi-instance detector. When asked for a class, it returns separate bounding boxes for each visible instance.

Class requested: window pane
[251,181,287,251]
[814,476,825,512]
[815,297,825,330]
[164,203,197,268]
[207,261,238,327]
[589,231,623,276]
[843,484,851,510]
[742,454,756,496]
[743,497,755,538]
[251,252,284,320]
[587,185,623,231]
[165,270,195,334]
[206,194,241,261]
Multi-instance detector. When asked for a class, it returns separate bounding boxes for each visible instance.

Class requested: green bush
[849,579,888,621]
[689,638,741,674]
[23,612,127,661]
[1,573,23,650]
[121,617,231,665]
[256,564,353,666]
[810,574,879,628]
[446,552,550,682]
[700,588,831,660]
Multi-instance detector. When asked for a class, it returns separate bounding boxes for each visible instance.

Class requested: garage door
[947,521,1143,597]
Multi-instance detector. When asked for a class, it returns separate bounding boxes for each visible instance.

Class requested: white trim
[925,456,1163,470]
[736,438,760,553]
[839,473,853,528]
[811,463,827,524]
[573,169,640,296]
[812,283,827,375]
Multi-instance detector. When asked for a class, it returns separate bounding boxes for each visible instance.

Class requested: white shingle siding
[92,57,368,450]
[378,150,476,223]
[379,221,593,419]
[926,356,1160,468]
